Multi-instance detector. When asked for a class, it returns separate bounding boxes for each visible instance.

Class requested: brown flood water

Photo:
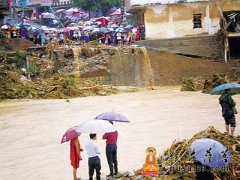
[0,86,239,180]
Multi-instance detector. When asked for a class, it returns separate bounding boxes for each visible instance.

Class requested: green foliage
[65,77,76,86]
[16,51,26,60]
[73,0,122,12]
[27,59,41,77]
[15,51,27,68]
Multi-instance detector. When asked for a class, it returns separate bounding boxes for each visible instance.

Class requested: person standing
[70,137,83,180]
[116,32,122,46]
[85,134,101,180]
[102,122,118,177]
[219,89,237,136]
[135,26,141,41]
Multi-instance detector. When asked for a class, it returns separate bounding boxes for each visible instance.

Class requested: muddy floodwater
[0,86,239,180]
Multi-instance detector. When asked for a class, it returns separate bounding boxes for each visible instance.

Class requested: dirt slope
[0,39,33,51]
[148,49,235,85]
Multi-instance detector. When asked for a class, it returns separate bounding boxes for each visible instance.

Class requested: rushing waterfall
[110,47,154,87]
[69,46,154,87]
[71,46,82,78]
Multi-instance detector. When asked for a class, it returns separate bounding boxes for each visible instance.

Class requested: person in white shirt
[85,134,101,180]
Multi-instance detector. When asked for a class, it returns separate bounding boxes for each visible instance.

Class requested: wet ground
[0,86,239,180]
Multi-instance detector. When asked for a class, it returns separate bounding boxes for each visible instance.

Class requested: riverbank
[0,86,239,180]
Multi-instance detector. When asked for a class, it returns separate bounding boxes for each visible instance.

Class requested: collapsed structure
[125,0,240,61]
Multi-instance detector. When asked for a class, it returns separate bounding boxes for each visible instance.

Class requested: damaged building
[125,0,240,61]
[0,0,10,25]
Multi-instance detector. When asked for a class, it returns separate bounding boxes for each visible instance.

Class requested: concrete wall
[51,45,230,87]
[135,35,224,59]
[147,49,230,86]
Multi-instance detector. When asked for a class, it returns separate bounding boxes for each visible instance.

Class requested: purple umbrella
[190,138,231,167]
[61,127,80,143]
[95,112,130,123]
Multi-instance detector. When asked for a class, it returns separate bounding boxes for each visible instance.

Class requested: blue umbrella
[190,138,231,167]
[95,112,130,123]
[210,82,240,95]
[125,24,133,29]
[110,24,118,29]
[99,27,108,32]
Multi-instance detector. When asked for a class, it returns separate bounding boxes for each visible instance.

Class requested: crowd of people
[0,23,145,46]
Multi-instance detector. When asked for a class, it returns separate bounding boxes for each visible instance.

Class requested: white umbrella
[108,27,114,32]
[69,22,77,26]
[75,119,116,134]
[125,24,133,29]
[109,8,121,16]
[111,24,118,29]
[83,26,93,31]
[41,12,55,19]
[1,25,9,29]
[115,27,124,32]
[84,21,93,26]
[92,28,100,33]
[56,9,66,13]
[65,26,78,31]
[49,27,58,32]
[65,7,80,13]
[41,26,49,31]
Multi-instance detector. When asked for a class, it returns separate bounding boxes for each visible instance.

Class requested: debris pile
[0,64,119,99]
[131,126,240,180]
[0,44,124,99]
[202,73,229,93]
[181,73,229,93]
[181,76,205,91]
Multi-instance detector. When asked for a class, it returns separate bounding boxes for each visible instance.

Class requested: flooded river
[0,86,239,180]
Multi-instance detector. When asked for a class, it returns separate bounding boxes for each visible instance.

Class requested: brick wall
[135,35,224,60]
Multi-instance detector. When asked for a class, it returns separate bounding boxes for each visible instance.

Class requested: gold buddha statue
[143,147,160,177]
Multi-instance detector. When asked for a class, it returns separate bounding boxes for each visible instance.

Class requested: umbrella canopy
[75,119,116,134]
[41,26,49,31]
[1,24,9,29]
[91,24,99,28]
[125,24,133,29]
[61,127,80,143]
[111,24,118,29]
[83,26,93,31]
[49,27,58,32]
[100,27,108,32]
[29,26,39,31]
[96,17,109,26]
[84,21,93,26]
[56,9,66,13]
[210,83,240,95]
[95,112,130,123]
[110,8,121,16]
[190,138,231,167]
[69,22,77,26]
[92,28,100,33]
[66,26,79,31]
[41,12,55,19]
[115,27,124,32]
[65,7,80,13]
[108,27,114,32]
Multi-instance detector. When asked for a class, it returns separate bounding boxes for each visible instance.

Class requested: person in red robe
[70,137,83,180]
